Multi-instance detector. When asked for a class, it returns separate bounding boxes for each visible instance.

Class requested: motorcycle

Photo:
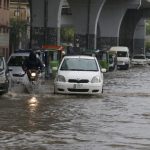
[26,69,42,93]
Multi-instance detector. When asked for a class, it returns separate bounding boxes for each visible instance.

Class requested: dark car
[0,56,9,94]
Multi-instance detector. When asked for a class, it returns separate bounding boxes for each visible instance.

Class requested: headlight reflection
[28,96,39,113]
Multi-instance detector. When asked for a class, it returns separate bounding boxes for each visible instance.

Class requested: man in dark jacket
[22,51,44,71]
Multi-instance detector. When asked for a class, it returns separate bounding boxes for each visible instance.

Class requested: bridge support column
[31,0,62,47]
[31,0,45,48]
[119,9,141,55]
[98,0,141,49]
[133,19,145,54]
[68,0,105,50]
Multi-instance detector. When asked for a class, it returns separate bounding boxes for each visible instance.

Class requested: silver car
[0,56,9,94]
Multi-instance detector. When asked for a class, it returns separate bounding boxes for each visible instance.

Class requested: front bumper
[131,61,147,66]
[10,74,27,84]
[54,82,103,94]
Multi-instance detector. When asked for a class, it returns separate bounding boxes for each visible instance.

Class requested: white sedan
[54,55,106,95]
[131,54,148,66]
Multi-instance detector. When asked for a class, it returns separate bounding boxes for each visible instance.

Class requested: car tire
[54,86,57,94]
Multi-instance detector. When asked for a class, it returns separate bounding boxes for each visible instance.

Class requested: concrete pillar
[31,0,63,47]
[31,0,45,48]
[98,0,141,49]
[47,0,63,45]
[133,19,145,54]
[119,9,141,55]
[68,0,106,49]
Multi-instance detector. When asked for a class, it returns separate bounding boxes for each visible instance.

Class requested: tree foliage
[10,18,28,51]
[146,20,150,35]
[60,26,75,43]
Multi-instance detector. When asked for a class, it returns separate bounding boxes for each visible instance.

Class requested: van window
[117,51,127,57]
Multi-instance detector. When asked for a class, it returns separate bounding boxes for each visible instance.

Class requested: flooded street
[1,66,150,150]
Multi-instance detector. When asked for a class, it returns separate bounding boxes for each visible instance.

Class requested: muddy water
[0,66,150,150]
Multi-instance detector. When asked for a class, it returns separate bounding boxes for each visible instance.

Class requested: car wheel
[54,86,57,94]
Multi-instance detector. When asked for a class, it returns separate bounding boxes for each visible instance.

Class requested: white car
[54,55,106,95]
[7,50,44,84]
[131,54,148,66]
[146,52,150,65]
[7,52,29,84]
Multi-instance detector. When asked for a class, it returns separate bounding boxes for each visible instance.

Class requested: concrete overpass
[28,0,150,55]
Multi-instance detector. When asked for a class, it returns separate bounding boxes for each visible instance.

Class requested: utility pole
[17,0,22,49]
[86,0,91,49]
[44,0,48,45]
[29,0,32,48]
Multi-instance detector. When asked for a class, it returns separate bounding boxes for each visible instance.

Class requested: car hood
[131,59,147,62]
[58,70,103,81]
[8,66,25,75]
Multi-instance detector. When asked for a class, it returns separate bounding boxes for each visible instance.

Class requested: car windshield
[8,56,28,66]
[146,55,150,59]
[60,58,99,71]
[117,51,127,57]
[0,57,4,71]
[133,56,145,59]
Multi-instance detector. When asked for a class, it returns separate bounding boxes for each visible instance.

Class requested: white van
[109,46,130,69]
[0,56,9,94]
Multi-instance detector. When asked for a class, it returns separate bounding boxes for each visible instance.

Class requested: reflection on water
[28,96,39,113]
[1,67,150,149]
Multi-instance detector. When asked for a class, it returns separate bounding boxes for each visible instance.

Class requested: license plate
[73,84,83,89]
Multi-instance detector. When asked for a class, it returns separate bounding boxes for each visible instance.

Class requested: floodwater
[1,66,150,150]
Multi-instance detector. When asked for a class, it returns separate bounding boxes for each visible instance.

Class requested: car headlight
[56,75,66,82]
[91,76,101,83]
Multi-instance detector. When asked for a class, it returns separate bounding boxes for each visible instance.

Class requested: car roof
[63,55,96,59]
[110,46,129,52]
[9,52,30,57]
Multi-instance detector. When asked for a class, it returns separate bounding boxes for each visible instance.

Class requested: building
[9,0,30,51]
[0,0,10,59]
[10,0,30,22]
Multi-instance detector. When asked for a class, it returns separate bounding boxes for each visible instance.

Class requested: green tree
[10,18,28,51]
[60,26,75,44]
[146,20,150,35]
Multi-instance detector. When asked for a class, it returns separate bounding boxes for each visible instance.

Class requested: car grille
[13,74,25,77]
[68,89,89,92]
[68,79,89,83]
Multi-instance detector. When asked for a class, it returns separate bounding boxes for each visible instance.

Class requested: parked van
[109,46,130,69]
[0,56,9,94]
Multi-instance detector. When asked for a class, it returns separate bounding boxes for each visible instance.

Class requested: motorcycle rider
[22,51,44,72]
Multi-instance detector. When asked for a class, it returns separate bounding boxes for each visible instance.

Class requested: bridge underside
[28,0,150,53]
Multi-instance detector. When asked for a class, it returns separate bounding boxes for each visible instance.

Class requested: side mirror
[101,68,107,73]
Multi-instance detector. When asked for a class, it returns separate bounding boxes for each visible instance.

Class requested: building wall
[9,0,30,50]
[0,0,9,59]
[9,1,30,22]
